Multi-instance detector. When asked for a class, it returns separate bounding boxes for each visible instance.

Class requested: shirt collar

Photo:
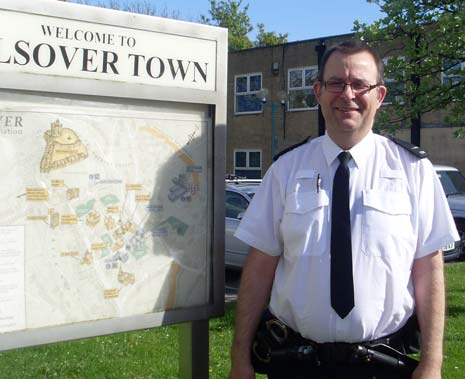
[322,131,375,169]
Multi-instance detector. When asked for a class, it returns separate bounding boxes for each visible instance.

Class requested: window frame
[233,149,262,178]
[382,56,405,106]
[442,60,465,85]
[287,66,318,111]
[234,72,263,115]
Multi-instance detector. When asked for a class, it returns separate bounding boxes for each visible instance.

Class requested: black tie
[331,151,354,319]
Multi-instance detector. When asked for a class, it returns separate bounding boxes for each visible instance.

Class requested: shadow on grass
[446,305,465,318]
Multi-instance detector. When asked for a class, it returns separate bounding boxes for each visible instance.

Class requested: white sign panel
[0,9,216,90]
[0,1,226,351]
[0,226,25,332]
[0,97,211,333]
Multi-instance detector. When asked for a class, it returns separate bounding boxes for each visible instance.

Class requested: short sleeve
[234,165,284,256]
[415,159,460,258]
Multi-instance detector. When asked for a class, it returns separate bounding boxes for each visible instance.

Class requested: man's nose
[340,83,356,98]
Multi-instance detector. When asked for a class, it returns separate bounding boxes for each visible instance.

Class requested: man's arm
[411,250,445,379]
[229,247,280,379]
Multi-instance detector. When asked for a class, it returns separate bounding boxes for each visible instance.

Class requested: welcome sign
[0,0,226,352]
[0,7,216,90]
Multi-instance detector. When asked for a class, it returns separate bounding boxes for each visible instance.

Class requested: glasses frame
[323,81,382,94]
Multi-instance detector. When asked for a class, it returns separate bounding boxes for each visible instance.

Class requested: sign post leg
[179,320,209,379]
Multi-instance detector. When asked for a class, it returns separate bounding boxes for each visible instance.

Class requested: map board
[0,0,227,350]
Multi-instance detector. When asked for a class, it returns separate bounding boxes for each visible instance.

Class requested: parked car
[434,165,465,261]
[225,180,261,269]
[224,166,465,268]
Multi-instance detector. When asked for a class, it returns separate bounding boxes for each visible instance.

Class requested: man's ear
[314,81,322,103]
[376,85,387,107]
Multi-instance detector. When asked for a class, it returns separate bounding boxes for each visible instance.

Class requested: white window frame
[382,56,405,106]
[234,73,263,115]
[287,66,318,111]
[442,60,465,85]
[233,149,262,178]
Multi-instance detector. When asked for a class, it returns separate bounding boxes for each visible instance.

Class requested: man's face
[314,51,387,149]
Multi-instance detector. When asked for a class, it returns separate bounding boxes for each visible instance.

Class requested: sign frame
[0,0,227,351]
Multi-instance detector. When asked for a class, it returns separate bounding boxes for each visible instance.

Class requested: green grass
[0,262,464,378]
[444,261,465,379]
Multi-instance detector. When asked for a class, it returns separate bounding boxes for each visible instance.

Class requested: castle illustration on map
[40,119,88,173]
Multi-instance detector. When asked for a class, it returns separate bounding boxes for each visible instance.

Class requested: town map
[0,100,210,333]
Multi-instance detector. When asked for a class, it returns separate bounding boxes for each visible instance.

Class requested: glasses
[323,80,381,94]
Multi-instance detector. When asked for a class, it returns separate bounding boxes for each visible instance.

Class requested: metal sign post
[179,320,209,379]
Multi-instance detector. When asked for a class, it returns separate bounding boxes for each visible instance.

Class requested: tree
[200,0,253,50]
[254,23,288,48]
[200,0,288,51]
[354,0,465,140]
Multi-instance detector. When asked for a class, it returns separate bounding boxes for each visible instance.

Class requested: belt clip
[265,318,289,344]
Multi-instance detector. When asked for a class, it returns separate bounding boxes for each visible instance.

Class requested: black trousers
[267,363,414,379]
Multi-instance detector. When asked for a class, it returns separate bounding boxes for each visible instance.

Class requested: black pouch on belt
[250,310,279,374]
[251,310,319,374]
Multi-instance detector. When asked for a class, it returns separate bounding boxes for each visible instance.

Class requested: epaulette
[273,136,311,161]
[387,135,428,159]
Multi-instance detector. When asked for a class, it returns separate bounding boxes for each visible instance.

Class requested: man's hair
[317,40,384,84]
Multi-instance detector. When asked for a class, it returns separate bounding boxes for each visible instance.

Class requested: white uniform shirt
[235,132,459,343]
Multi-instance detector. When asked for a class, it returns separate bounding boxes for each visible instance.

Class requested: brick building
[226,33,465,178]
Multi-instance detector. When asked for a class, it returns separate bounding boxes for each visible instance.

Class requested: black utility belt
[251,312,419,374]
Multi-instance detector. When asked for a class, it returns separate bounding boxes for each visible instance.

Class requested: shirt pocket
[281,190,329,257]
[361,190,415,257]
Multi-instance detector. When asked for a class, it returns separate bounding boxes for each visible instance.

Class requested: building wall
[227,35,465,177]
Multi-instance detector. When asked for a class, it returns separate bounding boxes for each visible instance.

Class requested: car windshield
[437,170,465,195]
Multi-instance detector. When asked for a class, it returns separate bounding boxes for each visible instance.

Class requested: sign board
[0,0,227,351]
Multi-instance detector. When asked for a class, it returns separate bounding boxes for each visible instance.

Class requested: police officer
[229,40,459,379]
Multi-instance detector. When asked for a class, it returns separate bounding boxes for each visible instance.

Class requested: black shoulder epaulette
[387,135,428,159]
[273,136,311,161]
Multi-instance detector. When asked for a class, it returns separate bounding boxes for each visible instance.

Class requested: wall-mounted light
[271,61,279,75]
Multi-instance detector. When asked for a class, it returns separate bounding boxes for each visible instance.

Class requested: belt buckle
[318,343,353,365]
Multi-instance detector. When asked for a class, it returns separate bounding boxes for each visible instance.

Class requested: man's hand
[412,361,441,379]
[229,362,255,379]
[228,248,279,379]
[412,251,445,379]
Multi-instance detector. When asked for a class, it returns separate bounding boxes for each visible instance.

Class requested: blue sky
[72,0,385,42]
[166,0,385,41]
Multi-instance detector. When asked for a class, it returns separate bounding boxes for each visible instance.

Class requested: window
[442,60,464,85]
[234,150,261,179]
[225,191,250,219]
[382,57,405,105]
[235,73,263,114]
[288,66,318,111]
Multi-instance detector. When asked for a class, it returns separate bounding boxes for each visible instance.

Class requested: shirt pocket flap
[285,191,329,214]
[380,168,403,179]
[295,169,316,179]
[363,190,412,215]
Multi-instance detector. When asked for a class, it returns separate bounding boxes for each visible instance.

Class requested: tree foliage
[200,0,287,51]
[354,0,465,136]
[254,23,288,48]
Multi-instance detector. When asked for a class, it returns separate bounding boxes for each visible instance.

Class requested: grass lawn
[0,262,464,378]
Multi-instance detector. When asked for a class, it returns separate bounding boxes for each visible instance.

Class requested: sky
[73,0,385,42]
[165,0,385,41]
[149,0,383,42]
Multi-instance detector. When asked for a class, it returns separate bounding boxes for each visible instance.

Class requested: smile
[336,107,360,112]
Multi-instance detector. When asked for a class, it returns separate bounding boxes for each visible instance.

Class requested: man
[229,40,459,379]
